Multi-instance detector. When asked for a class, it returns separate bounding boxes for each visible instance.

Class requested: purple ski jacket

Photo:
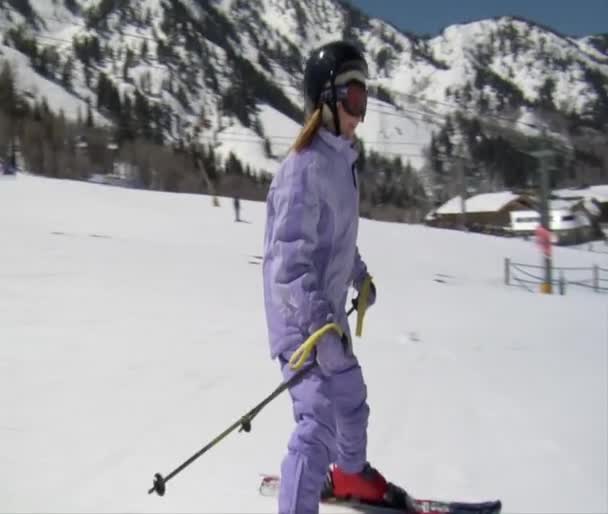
[262,127,369,360]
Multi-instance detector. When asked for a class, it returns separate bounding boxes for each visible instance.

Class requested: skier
[233,196,241,222]
[262,40,388,514]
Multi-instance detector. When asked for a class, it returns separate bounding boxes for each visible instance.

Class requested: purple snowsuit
[263,127,371,514]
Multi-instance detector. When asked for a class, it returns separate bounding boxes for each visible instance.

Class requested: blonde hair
[291,107,323,153]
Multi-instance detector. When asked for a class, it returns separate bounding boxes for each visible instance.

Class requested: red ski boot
[322,462,389,503]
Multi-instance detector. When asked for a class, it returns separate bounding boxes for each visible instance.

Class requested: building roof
[554,185,608,203]
[548,199,578,210]
[436,191,525,215]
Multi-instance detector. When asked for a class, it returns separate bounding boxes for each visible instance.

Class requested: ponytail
[291,108,322,153]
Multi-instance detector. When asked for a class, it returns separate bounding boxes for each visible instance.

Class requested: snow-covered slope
[0,44,109,126]
[0,173,606,513]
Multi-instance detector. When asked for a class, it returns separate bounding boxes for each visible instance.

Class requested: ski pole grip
[355,275,372,337]
[288,322,343,371]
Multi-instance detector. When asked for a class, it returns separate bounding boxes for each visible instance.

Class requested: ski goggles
[322,81,368,119]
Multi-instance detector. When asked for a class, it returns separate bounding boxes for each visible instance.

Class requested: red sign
[535,225,552,257]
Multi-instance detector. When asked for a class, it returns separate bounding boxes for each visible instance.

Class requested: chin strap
[330,85,341,136]
[328,73,341,136]
[318,75,342,136]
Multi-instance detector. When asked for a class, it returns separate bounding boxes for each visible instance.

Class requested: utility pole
[531,143,555,294]
[458,157,467,231]
[9,135,17,171]
[539,155,552,293]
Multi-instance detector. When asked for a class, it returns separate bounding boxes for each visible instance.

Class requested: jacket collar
[317,128,359,166]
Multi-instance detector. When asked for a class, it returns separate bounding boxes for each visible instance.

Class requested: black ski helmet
[303,40,368,134]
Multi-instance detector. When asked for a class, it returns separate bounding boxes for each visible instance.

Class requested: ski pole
[148,306,356,497]
[148,361,312,496]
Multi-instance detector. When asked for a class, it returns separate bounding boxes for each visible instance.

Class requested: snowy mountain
[1,1,607,190]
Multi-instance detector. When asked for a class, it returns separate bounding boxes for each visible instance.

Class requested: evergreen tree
[64,0,79,14]
[263,137,272,158]
[140,40,148,61]
[86,99,94,128]
[538,78,556,110]
[134,89,151,139]
[61,58,74,90]
[0,62,16,116]
[118,95,133,141]
[123,47,134,82]
[83,64,92,88]
[96,73,108,109]
[225,152,244,175]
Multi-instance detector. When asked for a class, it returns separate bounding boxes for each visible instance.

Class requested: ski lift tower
[530,145,556,294]
[107,140,119,175]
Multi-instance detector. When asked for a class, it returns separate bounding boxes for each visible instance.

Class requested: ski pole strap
[288,322,344,371]
[355,275,372,337]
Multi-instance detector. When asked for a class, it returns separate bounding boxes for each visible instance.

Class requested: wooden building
[425,192,535,234]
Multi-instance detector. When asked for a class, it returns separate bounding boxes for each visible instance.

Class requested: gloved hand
[315,329,354,375]
[352,274,376,310]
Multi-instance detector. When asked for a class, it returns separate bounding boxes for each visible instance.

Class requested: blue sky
[347,0,608,37]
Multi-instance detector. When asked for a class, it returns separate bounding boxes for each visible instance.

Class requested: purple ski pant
[277,350,370,514]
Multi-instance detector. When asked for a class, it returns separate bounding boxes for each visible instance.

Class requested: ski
[259,474,501,514]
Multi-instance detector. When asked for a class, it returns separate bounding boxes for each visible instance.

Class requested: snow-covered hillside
[422,17,608,115]
[0,44,109,126]
[1,1,607,177]
[0,173,606,513]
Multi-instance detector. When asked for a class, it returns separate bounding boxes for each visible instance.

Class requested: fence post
[593,265,599,292]
[559,270,565,296]
[504,258,510,286]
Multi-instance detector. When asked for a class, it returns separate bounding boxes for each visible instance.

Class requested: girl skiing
[262,40,388,514]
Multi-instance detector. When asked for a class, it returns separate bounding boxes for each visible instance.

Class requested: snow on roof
[548,199,578,210]
[584,198,602,216]
[554,185,608,203]
[436,191,524,215]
